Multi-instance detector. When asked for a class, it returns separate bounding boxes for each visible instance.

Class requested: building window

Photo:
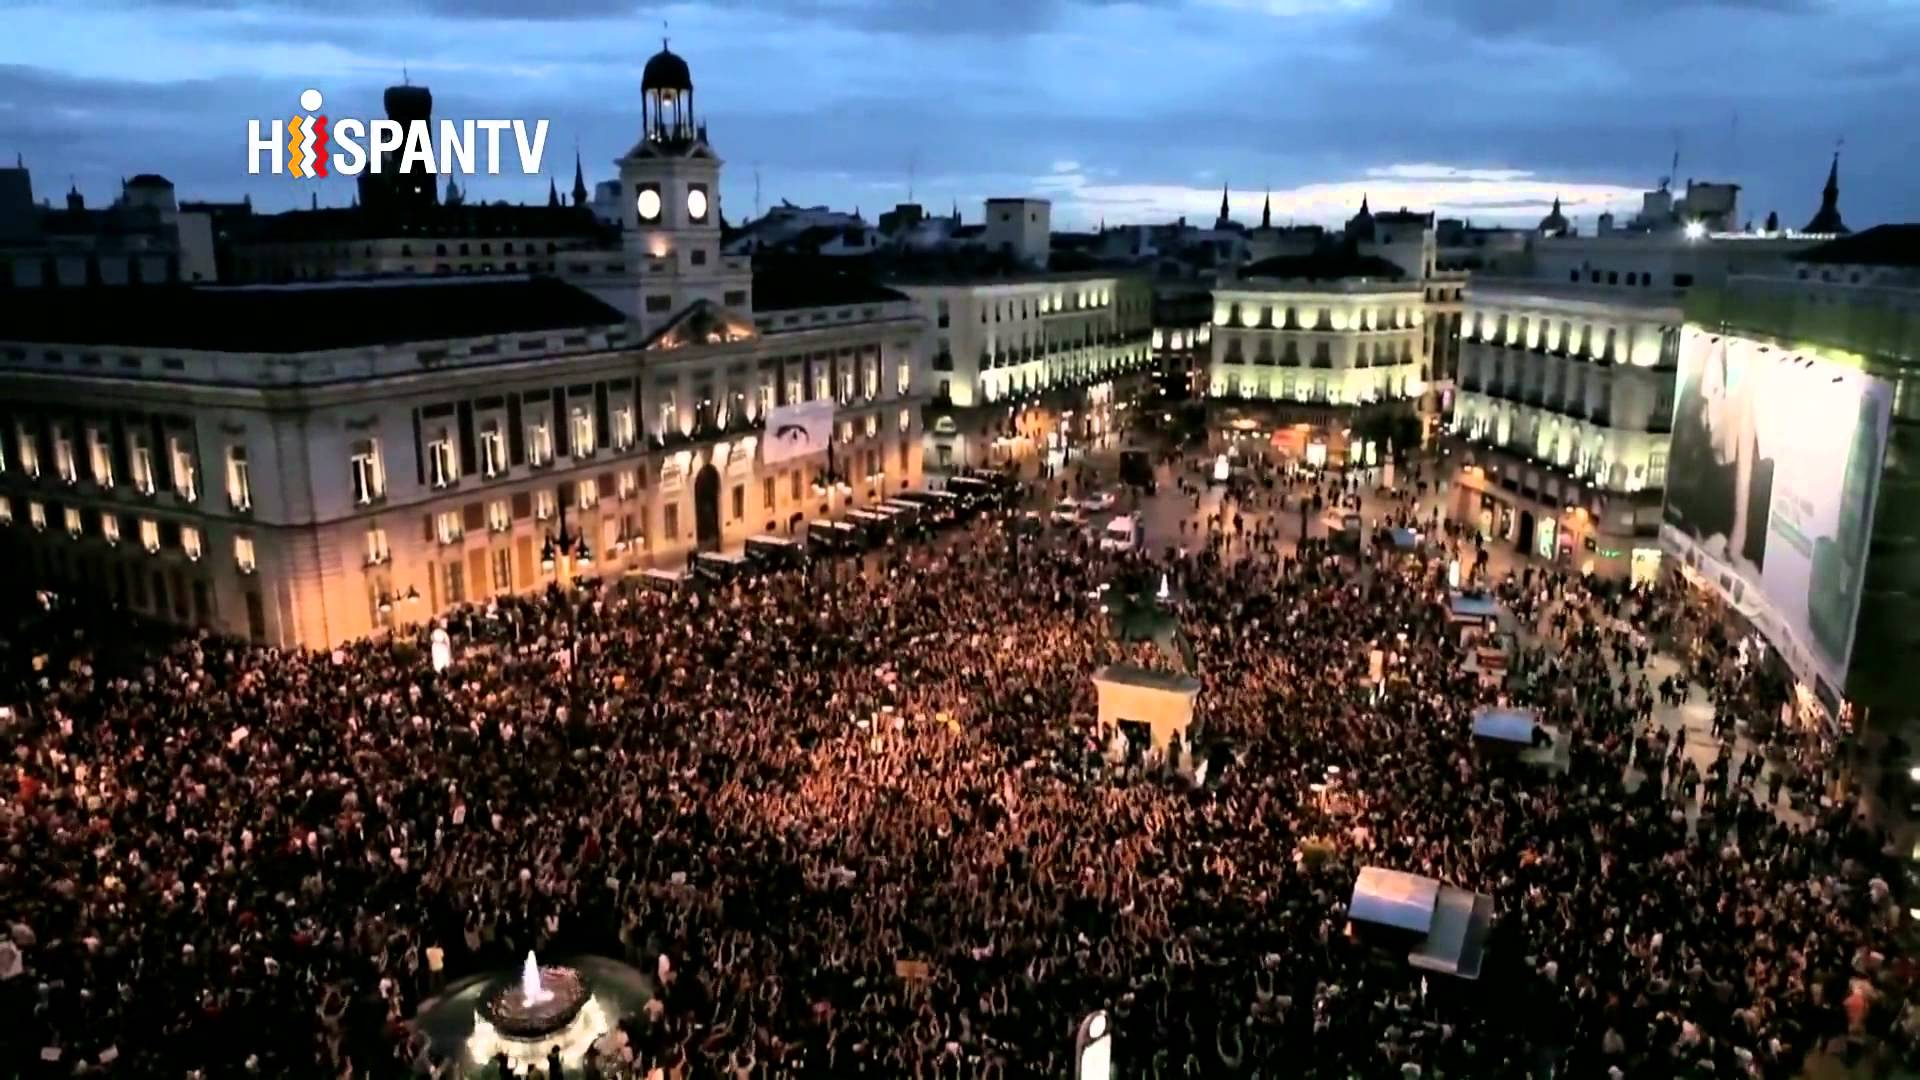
[365,525,389,565]
[570,406,596,458]
[0,496,9,525]
[731,484,744,521]
[762,476,775,510]
[838,369,854,404]
[1646,450,1668,489]
[168,436,196,501]
[54,426,77,485]
[899,408,912,433]
[234,535,256,574]
[479,420,505,477]
[534,488,556,521]
[126,432,152,494]
[576,476,598,510]
[814,371,830,402]
[100,511,120,545]
[225,445,252,511]
[88,429,114,488]
[181,524,201,560]
[483,498,508,533]
[526,417,553,467]
[350,438,386,504]
[136,516,159,551]
[897,360,911,396]
[435,510,463,545]
[617,470,638,500]
[663,503,679,540]
[16,426,39,479]
[63,506,82,537]
[491,548,512,592]
[29,500,47,531]
[612,405,636,450]
[443,561,465,605]
[645,294,672,313]
[427,426,459,487]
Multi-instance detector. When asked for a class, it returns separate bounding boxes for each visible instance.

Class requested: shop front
[1446,445,1658,579]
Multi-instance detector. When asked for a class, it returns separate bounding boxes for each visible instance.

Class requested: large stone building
[1202,248,1427,466]
[0,169,218,287]
[893,254,1154,472]
[0,45,926,648]
[1442,170,1844,578]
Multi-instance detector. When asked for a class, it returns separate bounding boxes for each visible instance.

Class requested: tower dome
[642,43,693,92]
[640,41,699,149]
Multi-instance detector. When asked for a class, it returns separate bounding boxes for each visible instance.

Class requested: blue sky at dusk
[2,0,1916,230]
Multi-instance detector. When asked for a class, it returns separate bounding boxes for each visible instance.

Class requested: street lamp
[540,496,592,585]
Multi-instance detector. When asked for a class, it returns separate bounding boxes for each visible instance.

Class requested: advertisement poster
[1663,329,1890,689]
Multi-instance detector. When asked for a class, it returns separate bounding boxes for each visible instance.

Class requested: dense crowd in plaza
[1,460,1912,1079]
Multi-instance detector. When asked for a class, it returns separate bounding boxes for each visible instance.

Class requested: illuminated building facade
[0,45,925,648]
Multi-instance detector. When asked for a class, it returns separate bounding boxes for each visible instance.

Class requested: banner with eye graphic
[761,399,837,467]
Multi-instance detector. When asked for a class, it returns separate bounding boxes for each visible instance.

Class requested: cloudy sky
[3,0,1916,230]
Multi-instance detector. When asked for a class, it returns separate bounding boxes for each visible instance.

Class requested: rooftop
[751,265,910,312]
[0,275,629,354]
[1792,224,1920,269]
[1241,250,1407,282]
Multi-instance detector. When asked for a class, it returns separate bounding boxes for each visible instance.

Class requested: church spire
[1260,189,1271,229]
[571,149,588,208]
[548,176,560,208]
[1216,182,1231,228]
[1803,149,1848,234]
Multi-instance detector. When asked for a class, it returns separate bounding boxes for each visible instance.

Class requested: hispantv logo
[248,89,549,179]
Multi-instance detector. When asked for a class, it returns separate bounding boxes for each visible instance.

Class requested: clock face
[636,188,662,222]
[686,188,708,221]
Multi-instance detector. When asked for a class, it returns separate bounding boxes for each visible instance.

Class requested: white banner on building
[762,399,836,466]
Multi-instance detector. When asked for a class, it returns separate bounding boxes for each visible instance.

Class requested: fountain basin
[478,964,590,1040]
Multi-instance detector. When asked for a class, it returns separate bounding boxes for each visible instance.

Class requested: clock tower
[613,42,751,335]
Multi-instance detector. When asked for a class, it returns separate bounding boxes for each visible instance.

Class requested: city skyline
[4,0,1917,229]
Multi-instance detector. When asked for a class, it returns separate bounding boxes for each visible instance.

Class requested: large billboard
[1662,328,1891,693]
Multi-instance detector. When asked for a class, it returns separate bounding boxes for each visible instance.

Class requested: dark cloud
[4,0,1917,225]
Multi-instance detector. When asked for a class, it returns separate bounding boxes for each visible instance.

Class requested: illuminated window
[526,416,554,467]
[617,470,637,500]
[487,499,510,533]
[139,517,160,552]
[656,397,676,439]
[129,432,153,494]
[365,525,389,564]
[762,476,775,510]
[899,408,912,433]
[16,425,40,479]
[534,488,555,521]
[63,506,82,537]
[225,444,251,511]
[349,438,385,503]
[612,404,636,450]
[435,510,463,545]
[570,406,595,457]
[100,512,120,545]
[897,360,911,396]
[427,426,459,488]
[234,535,256,573]
[53,426,77,485]
[88,429,114,488]
[29,500,47,530]
[479,421,505,477]
[576,476,598,510]
[0,496,9,525]
[168,436,196,501]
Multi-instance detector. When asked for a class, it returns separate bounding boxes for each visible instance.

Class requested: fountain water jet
[521,951,552,1007]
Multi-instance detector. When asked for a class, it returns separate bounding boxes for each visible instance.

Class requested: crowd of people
[1,456,1912,1078]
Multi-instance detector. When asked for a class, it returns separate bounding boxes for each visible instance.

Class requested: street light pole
[540,492,593,590]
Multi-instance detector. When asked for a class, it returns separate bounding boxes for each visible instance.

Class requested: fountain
[466,950,607,1074]
[520,951,553,1007]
